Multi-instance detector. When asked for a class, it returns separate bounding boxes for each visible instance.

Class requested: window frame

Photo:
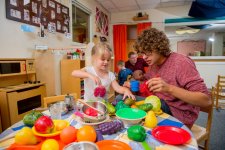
[72,1,91,44]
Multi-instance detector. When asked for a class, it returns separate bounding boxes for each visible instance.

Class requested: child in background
[132,70,146,82]
[72,42,135,101]
[131,70,152,97]
[117,60,133,86]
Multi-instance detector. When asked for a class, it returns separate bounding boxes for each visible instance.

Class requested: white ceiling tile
[118,5,140,11]
[136,0,160,5]
[96,0,107,2]
[139,4,158,10]
[160,1,185,7]
[112,0,137,7]
[100,1,116,9]
[96,0,192,13]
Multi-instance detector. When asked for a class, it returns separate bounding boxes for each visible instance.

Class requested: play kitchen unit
[0,58,46,131]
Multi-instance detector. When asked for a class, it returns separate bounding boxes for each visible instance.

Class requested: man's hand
[146,77,171,93]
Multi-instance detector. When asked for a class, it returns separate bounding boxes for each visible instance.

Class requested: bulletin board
[5,0,70,33]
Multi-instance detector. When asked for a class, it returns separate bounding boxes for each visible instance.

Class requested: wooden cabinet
[60,59,85,99]
[34,50,65,96]
[0,108,2,133]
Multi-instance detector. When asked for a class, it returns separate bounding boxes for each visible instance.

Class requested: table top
[0,110,198,150]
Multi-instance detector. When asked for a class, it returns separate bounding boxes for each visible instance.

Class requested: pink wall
[177,40,206,56]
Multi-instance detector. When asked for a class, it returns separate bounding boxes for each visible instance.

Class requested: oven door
[7,85,46,125]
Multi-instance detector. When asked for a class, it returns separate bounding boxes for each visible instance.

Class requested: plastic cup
[49,103,62,120]
[130,80,140,92]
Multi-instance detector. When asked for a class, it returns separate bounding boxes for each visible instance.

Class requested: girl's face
[94,50,111,71]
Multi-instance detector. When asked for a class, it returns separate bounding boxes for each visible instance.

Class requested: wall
[0,0,109,58]
[212,32,224,56]
[168,33,212,55]
[193,59,225,88]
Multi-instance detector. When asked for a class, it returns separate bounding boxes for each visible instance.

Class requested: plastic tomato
[41,139,59,150]
[60,126,77,144]
[77,125,96,142]
[84,108,98,116]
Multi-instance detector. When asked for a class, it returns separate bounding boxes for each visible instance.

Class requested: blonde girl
[72,42,135,101]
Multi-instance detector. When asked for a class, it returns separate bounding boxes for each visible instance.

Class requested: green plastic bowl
[116,108,146,125]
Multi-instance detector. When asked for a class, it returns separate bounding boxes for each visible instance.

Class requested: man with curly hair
[133,28,211,128]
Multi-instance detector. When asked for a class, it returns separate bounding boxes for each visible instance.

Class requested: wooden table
[0,110,198,150]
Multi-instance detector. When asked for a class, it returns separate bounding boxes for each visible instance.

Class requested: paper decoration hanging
[5,0,70,33]
[95,7,109,36]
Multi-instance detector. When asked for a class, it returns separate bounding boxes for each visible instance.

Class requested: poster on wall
[96,7,109,36]
[5,0,70,33]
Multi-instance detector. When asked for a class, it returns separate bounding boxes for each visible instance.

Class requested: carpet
[195,108,225,150]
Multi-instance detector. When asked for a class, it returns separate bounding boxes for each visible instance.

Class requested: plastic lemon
[154,109,163,116]
[144,111,158,128]
[54,120,68,131]
[41,139,59,150]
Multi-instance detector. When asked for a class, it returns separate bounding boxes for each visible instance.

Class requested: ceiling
[95,0,194,13]
[166,23,225,39]
[95,0,225,38]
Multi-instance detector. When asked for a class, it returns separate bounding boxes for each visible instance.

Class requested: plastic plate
[96,140,132,150]
[32,120,69,137]
[152,126,191,145]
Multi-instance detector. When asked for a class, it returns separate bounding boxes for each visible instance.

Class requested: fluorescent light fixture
[175,27,200,34]
[186,29,200,34]
[209,38,214,42]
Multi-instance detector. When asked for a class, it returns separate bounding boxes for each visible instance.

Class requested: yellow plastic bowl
[32,120,69,137]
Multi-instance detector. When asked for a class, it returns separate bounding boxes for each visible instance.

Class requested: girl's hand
[146,77,171,93]
[89,74,101,85]
[123,81,130,88]
[123,88,136,100]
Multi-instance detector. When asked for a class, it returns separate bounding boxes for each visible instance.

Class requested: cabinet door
[61,60,85,98]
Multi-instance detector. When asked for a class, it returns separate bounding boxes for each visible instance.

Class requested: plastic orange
[131,104,137,108]
[60,126,77,144]
[41,139,59,150]
[77,125,96,142]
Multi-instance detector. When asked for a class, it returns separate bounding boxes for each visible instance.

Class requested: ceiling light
[175,28,200,34]
[175,30,186,34]
[209,38,214,42]
[186,29,200,34]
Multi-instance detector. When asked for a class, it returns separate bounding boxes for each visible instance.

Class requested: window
[72,2,90,43]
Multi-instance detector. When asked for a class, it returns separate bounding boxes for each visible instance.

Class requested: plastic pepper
[127,125,146,142]
[139,81,152,97]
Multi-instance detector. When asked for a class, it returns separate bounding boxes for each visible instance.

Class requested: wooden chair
[191,87,214,150]
[214,75,225,110]
[43,93,77,108]
[0,108,2,133]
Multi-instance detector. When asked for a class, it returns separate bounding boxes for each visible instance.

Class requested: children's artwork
[96,7,109,36]
[21,24,35,32]
[5,0,69,33]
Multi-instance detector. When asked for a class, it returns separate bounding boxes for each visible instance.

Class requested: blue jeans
[115,95,172,115]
